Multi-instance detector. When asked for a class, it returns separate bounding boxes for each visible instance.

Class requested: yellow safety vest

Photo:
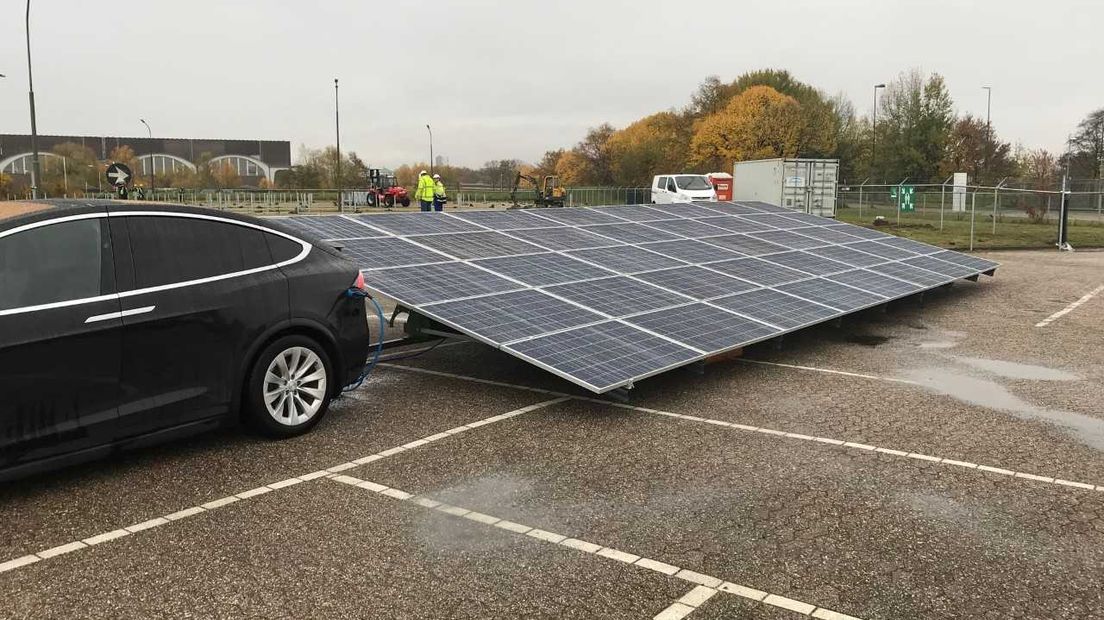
[434,181,446,197]
[416,175,435,201]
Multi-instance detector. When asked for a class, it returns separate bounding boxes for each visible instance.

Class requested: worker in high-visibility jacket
[415,170,435,212]
[432,173,447,212]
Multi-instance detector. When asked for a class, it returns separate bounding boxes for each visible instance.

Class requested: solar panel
[566,246,686,273]
[528,208,623,226]
[901,255,979,278]
[691,201,765,215]
[625,303,780,352]
[543,276,690,317]
[928,250,1000,272]
[696,216,778,234]
[422,289,605,344]
[844,240,918,260]
[827,269,923,298]
[644,203,721,218]
[713,288,838,330]
[579,223,682,244]
[591,205,671,222]
[776,278,887,311]
[645,218,732,239]
[802,245,887,268]
[504,322,700,393]
[637,239,744,265]
[356,213,483,235]
[278,216,381,240]
[407,231,545,260]
[736,200,790,212]
[702,234,789,256]
[749,229,829,250]
[868,261,956,287]
[340,237,451,270]
[788,226,867,244]
[761,250,853,276]
[507,226,623,251]
[707,257,810,286]
[449,210,560,230]
[346,205,997,394]
[362,262,522,305]
[633,266,759,300]
[471,253,616,287]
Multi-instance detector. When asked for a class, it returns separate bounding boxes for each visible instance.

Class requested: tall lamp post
[426,124,434,176]
[140,118,154,197]
[334,78,341,205]
[0,74,6,159]
[26,0,42,199]
[872,83,886,181]
[982,86,992,185]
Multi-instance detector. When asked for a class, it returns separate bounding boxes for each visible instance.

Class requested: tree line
[381,68,1102,192]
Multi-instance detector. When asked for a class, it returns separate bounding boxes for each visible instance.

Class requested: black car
[0,200,370,480]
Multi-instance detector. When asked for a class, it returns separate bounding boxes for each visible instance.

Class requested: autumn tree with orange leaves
[690,86,804,171]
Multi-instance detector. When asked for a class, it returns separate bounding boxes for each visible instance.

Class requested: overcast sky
[1,0,1099,169]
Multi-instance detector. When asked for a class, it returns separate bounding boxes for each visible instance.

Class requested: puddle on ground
[914,328,967,350]
[902,367,1104,452]
[952,357,1079,381]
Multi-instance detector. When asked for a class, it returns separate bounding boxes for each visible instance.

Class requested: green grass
[834,206,1104,250]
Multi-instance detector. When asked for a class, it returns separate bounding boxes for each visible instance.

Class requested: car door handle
[85,306,157,324]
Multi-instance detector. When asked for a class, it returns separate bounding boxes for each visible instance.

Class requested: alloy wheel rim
[263,347,327,426]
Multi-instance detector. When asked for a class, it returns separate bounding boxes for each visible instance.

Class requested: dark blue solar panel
[362,262,522,305]
[423,289,605,344]
[505,321,700,392]
[633,266,758,300]
[544,276,691,317]
[625,303,780,352]
[341,237,451,270]
[472,252,616,286]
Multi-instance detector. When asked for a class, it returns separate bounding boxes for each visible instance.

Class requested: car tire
[245,335,334,438]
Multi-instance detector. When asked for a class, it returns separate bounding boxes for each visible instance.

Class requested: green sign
[898,185,915,212]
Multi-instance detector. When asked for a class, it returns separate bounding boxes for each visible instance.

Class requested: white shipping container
[732,158,839,217]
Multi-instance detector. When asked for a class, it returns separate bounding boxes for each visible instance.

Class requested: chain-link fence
[836,182,1104,250]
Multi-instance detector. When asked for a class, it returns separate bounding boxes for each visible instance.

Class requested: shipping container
[731,158,839,217]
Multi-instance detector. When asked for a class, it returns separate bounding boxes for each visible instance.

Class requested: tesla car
[0,200,370,480]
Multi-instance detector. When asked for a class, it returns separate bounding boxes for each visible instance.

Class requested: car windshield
[675,175,713,190]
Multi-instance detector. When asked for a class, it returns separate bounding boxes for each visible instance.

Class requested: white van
[651,174,717,204]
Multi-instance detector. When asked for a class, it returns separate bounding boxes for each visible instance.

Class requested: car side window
[125,216,272,289]
[264,232,303,263]
[0,218,108,311]
[656,176,667,190]
[667,178,677,192]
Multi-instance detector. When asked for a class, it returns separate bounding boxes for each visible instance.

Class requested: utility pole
[872,84,885,181]
[26,0,42,199]
[982,86,992,185]
[140,119,154,197]
[426,124,434,176]
[334,78,341,205]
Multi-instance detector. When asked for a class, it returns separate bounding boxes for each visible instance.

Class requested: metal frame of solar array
[277,202,998,394]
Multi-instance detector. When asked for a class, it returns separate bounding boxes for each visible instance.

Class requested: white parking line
[654,585,718,620]
[0,396,568,575]
[378,364,1104,494]
[329,473,865,620]
[1035,284,1104,327]
[735,358,919,385]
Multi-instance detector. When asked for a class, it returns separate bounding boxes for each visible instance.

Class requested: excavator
[509,172,567,208]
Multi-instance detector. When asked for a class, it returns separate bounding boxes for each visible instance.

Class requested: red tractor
[366,169,411,208]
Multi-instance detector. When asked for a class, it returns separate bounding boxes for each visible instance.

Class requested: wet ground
[2,249,1103,619]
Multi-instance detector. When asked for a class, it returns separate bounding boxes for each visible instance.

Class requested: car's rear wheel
[246,335,333,437]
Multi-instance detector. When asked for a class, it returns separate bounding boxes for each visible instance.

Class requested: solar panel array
[276,202,998,393]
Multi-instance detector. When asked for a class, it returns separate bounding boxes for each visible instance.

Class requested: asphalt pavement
[2,249,1102,619]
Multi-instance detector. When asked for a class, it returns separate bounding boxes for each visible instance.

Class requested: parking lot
[1,248,1102,619]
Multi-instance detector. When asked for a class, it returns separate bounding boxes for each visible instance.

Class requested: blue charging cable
[342,289,386,393]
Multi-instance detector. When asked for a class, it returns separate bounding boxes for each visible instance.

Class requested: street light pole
[872,84,885,182]
[140,118,154,197]
[334,78,341,206]
[426,124,434,176]
[982,86,992,185]
[26,0,42,199]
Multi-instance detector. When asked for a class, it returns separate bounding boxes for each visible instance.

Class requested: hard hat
[419,170,428,175]
[432,174,441,179]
